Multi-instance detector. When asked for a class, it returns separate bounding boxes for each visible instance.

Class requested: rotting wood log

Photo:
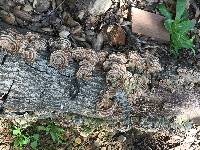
[1,21,200,131]
[0,21,106,117]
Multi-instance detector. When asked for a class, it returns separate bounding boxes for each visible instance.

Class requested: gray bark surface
[1,21,200,129]
[0,22,106,116]
[1,51,106,115]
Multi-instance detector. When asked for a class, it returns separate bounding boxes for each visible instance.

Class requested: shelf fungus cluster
[96,92,119,117]
[0,28,47,62]
[97,51,162,116]
[128,51,162,74]
[72,48,108,79]
[159,67,200,91]
[0,28,108,80]
[49,38,72,68]
[49,42,108,79]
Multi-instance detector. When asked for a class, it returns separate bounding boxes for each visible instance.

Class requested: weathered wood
[1,21,200,131]
[132,7,170,42]
[0,21,106,117]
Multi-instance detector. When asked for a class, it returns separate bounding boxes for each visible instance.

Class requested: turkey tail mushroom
[60,38,71,50]
[21,48,37,62]
[76,59,95,79]
[49,37,72,51]
[0,33,20,53]
[49,50,71,68]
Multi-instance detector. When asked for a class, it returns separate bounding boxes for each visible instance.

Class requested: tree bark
[0,21,106,117]
[1,21,200,130]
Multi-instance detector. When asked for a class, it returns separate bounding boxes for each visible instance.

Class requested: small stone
[80,131,89,138]
[78,10,85,20]
[13,8,34,22]
[23,4,33,12]
[197,61,200,67]
[0,144,10,150]
[117,135,126,142]
[33,0,50,13]
[94,139,101,147]
[101,147,107,150]
[89,0,113,16]
[16,0,25,4]
[170,135,182,143]
[184,136,196,143]
[189,129,198,136]
[0,100,3,112]
[93,32,104,51]
[57,148,65,150]
[59,30,70,38]
[71,26,82,35]
[2,13,16,25]
[146,0,159,5]
[41,27,54,32]
[107,145,112,150]
[75,137,82,145]
[0,10,16,25]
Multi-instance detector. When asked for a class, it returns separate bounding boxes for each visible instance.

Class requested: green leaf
[14,139,21,147]
[21,136,30,145]
[179,35,194,48]
[56,127,64,133]
[50,132,57,142]
[37,126,47,131]
[32,134,39,140]
[158,0,195,56]
[176,20,195,33]
[176,0,186,20]
[170,33,183,50]
[13,128,21,135]
[170,47,179,56]
[170,32,195,55]
[30,134,39,149]
[30,141,38,149]
[180,10,189,20]
[180,36,195,54]
[45,127,51,132]
[57,139,63,144]
[191,47,196,55]
[157,3,172,19]
[164,19,173,32]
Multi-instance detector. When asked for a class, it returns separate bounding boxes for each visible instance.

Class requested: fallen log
[1,21,200,132]
[0,21,106,117]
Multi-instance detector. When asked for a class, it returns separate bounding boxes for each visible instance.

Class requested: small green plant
[12,126,40,150]
[157,0,196,56]
[37,122,64,144]
[30,134,40,149]
[80,117,104,134]
[12,126,30,150]
[11,121,65,149]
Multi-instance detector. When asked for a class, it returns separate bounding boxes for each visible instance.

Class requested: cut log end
[131,7,170,42]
